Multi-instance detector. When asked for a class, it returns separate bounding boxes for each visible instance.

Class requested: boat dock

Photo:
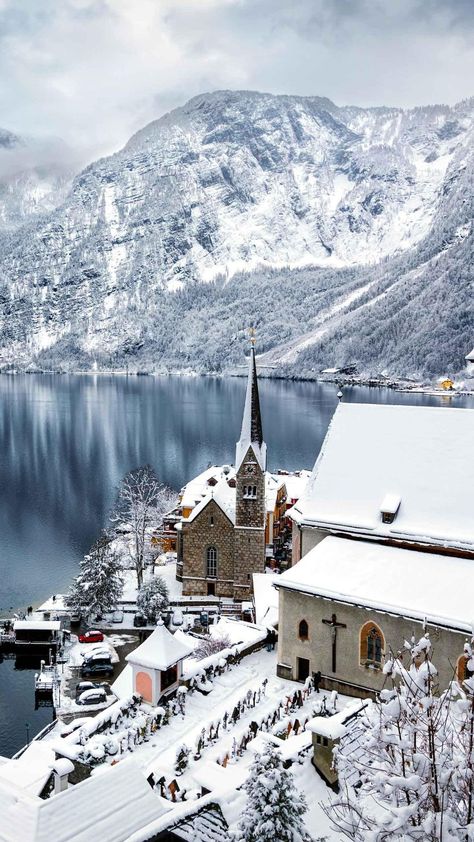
[35,661,61,709]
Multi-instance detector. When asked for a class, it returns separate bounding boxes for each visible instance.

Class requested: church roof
[289,403,474,551]
[276,536,474,632]
[184,476,236,525]
[235,346,267,471]
[466,347,474,362]
[126,622,194,671]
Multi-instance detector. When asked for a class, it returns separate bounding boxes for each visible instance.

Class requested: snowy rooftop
[281,470,311,502]
[14,620,61,632]
[126,622,194,671]
[0,758,169,842]
[0,743,55,797]
[306,699,368,740]
[180,465,236,510]
[289,403,474,550]
[276,536,474,632]
[185,476,236,526]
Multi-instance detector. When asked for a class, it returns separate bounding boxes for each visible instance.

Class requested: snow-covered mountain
[0,129,73,233]
[0,90,472,376]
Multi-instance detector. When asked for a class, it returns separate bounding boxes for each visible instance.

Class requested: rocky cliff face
[0,90,472,376]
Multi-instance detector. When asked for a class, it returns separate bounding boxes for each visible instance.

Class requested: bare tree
[325,634,474,841]
[112,465,176,588]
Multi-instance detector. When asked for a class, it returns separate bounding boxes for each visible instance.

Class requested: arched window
[206,546,217,578]
[457,654,474,684]
[298,619,309,641]
[360,621,385,668]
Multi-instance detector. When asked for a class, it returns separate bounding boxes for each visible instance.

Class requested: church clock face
[246,464,256,475]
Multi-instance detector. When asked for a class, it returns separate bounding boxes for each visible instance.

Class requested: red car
[78,630,104,644]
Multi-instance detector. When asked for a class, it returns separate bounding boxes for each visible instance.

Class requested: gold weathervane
[249,327,256,347]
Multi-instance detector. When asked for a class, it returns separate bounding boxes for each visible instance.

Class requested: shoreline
[1,367,473,397]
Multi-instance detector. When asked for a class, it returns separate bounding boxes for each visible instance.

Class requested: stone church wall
[181,499,235,598]
[277,588,468,696]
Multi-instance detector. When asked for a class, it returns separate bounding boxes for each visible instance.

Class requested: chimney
[51,758,75,794]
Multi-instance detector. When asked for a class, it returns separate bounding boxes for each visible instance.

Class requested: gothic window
[298,619,309,641]
[243,485,257,499]
[360,621,384,668]
[206,546,217,578]
[457,654,474,683]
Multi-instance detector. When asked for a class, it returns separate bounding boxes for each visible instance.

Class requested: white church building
[277,402,474,696]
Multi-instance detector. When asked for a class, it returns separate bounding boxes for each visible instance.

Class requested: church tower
[233,333,267,598]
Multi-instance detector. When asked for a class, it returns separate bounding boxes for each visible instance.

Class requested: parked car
[70,612,82,625]
[133,613,147,628]
[78,630,104,644]
[81,656,113,677]
[75,681,95,698]
[82,648,110,662]
[77,687,108,706]
[112,610,124,624]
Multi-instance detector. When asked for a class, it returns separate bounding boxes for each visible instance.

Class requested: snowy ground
[45,645,345,839]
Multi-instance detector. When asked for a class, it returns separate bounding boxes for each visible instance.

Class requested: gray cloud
[0,0,472,164]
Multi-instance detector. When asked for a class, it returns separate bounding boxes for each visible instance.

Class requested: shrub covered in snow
[136,575,169,622]
[194,633,232,659]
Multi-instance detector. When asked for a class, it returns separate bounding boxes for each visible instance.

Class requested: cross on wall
[322,613,347,673]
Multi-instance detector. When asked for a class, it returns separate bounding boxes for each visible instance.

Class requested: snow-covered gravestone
[126,620,193,704]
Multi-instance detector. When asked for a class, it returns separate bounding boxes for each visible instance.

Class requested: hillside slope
[0,90,472,377]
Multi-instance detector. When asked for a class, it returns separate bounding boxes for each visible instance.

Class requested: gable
[291,403,474,551]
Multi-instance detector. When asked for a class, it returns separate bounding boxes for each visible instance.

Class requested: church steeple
[235,331,267,471]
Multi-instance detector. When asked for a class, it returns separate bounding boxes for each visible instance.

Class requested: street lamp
[25,722,30,747]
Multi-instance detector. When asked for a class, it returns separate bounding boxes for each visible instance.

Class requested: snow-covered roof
[465,347,474,362]
[209,617,266,646]
[14,620,61,631]
[0,758,169,842]
[126,622,194,670]
[276,536,474,632]
[192,761,248,792]
[289,403,474,551]
[306,699,368,740]
[180,466,236,510]
[185,476,236,526]
[281,470,311,502]
[252,573,279,627]
[0,743,55,796]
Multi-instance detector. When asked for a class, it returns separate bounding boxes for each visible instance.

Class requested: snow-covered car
[172,608,183,626]
[77,687,108,706]
[112,610,124,623]
[133,613,147,627]
[70,612,82,625]
[81,656,113,677]
[75,681,95,698]
[79,630,104,643]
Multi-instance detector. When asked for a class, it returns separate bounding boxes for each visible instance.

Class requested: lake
[0,373,473,756]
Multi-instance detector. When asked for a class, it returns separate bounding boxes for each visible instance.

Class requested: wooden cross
[322,613,347,673]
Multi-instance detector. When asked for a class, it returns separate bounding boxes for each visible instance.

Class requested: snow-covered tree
[194,633,232,659]
[66,533,123,619]
[237,742,310,842]
[136,576,169,622]
[326,633,474,841]
[112,465,176,587]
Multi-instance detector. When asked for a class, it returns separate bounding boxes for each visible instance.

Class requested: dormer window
[207,477,218,487]
[380,493,401,524]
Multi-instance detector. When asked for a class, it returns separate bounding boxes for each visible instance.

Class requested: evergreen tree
[237,742,310,842]
[66,533,123,619]
[136,575,169,622]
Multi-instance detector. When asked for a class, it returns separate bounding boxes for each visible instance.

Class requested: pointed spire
[235,331,266,471]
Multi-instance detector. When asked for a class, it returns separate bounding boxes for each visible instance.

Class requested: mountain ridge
[0,89,472,379]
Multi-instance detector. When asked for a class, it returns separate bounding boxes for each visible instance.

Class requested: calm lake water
[0,373,473,756]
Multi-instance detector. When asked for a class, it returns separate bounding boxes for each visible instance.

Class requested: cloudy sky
[0,0,473,161]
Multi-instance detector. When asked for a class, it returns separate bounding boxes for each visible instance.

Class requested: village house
[175,341,309,600]
[277,402,474,696]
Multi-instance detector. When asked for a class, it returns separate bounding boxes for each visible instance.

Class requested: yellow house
[439,378,454,391]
